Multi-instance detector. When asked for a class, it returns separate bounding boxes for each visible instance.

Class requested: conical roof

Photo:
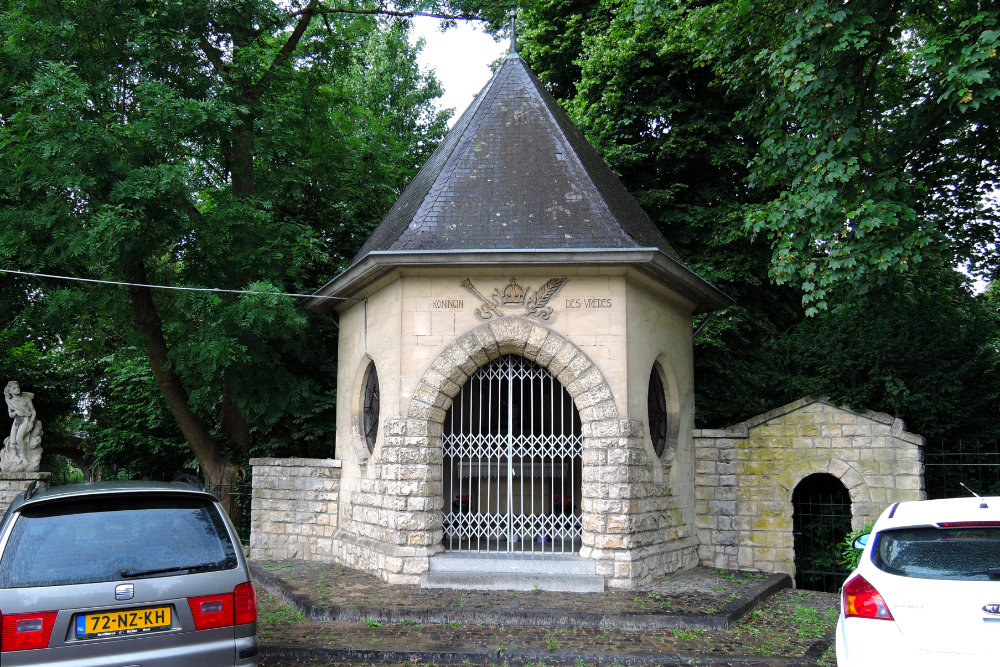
[307,51,731,314]
[348,51,680,264]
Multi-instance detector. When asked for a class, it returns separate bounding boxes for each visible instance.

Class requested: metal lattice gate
[442,355,583,554]
[792,473,852,592]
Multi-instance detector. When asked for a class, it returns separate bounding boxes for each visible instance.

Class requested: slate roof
[307,50,732,314]
[348,50,680,266]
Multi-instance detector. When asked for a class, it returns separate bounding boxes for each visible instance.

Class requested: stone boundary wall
[0,472,50,509]
[694,397,924,577]
[249,458,341,562]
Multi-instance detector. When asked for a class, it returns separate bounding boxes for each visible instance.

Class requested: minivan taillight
[234,582,257,625]
[842,574,894,620]
[0,610,58,651]
[187,594,234,630]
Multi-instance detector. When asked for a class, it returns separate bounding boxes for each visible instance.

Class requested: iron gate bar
[443,355,583,554]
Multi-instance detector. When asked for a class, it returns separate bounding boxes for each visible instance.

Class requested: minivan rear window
[0,496,238,588]
[873,526,1000,580]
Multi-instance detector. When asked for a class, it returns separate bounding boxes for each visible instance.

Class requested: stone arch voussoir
[407,317,619,427]
[776,457,873,505]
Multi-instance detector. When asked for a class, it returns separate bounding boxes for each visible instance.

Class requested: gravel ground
[252,560,840,666]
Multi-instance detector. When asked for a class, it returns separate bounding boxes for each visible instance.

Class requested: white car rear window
[873,526,1000,580]
[0,496,238,588]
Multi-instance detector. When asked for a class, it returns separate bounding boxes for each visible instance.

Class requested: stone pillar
[340,418,445,584]
[580,419,696,589]
[0,472,51,509]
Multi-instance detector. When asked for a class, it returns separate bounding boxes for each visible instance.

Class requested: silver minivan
[0,481,258,665]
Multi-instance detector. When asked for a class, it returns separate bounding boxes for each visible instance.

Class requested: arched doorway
[792,473,852,592]
[442,354,583,554]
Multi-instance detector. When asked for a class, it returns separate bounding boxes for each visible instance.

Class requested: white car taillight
[842,574,894,620]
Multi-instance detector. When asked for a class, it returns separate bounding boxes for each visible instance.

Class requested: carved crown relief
[461,277,567,320]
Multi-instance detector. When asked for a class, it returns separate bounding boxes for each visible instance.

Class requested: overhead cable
[0,268,360,302]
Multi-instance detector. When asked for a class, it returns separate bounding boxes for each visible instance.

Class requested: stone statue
[2,381,43,473]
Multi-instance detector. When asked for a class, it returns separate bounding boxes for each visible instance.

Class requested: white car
[836,495,1000,666]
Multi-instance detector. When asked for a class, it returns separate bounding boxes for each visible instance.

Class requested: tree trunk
[229,116,255,197]
[124,259,238,502]
[222,381,252,452]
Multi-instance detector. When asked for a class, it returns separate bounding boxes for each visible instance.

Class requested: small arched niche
[792,473,852,592]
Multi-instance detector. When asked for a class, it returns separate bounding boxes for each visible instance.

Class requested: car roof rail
[173,474,206,491]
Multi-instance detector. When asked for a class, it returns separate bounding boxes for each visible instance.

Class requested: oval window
[647,365,668,458]
[362,364,380,454]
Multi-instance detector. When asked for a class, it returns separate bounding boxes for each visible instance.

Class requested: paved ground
[251,560,840,666]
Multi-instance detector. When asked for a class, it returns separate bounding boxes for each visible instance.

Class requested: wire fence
[792,475,853,593]
[924,439,1000,499]
[205,482,254,546]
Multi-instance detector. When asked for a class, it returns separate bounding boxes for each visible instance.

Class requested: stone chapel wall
[693,398,924,576]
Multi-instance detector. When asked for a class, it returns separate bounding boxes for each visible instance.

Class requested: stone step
[421,553,604,592]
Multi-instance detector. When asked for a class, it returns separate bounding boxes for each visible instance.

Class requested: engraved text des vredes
[565,298,612,309]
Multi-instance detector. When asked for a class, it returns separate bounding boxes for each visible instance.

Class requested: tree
[516,0,804,425]
[762,267,1000,441]
[691,0,1000,313]
[514,0,1000,440]
[0,0,451,492]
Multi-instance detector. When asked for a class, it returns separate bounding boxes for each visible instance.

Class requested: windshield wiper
[120,562,218,579]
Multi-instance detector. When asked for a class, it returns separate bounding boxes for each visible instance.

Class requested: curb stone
[261,643,824,666]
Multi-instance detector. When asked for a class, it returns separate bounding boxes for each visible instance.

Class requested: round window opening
[362,365,380,454]
[648,365,668,458]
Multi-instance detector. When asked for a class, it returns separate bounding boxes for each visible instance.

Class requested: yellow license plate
[76,606,172,638]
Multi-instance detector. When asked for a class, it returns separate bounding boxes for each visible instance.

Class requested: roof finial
[508,12,519,56]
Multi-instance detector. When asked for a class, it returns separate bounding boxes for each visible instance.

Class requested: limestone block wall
[249,458,341,561]
[0,472,50,509]
[580,418,697,587]
[694,398,924,576]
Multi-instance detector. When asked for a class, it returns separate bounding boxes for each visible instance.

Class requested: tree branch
[256,0,322,95]
[256,1,486,96]
[198,35,235,86]
[310,5,486,22]
[852,0,902,130]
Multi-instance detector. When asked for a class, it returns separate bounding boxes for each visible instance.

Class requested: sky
[409,17,508,124]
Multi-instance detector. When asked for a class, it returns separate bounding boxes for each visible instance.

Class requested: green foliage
[0,0,451,476]
[840,522,874,572]
[83,347,191,478]
[517,0,1000,439]
[692,0,1000,312]
[762,269,1000,441]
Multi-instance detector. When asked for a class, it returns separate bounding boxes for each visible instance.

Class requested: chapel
[299,41,732,589]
